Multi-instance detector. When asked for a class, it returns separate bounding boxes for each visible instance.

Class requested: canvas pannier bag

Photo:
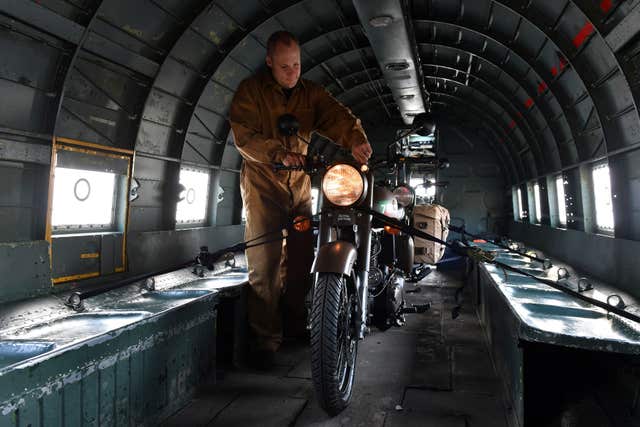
[412,204,450,264]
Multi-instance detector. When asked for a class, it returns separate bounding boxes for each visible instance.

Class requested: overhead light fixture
[369,15,393,27]
[399,94,415,100]
[390,74,411,80]
[385,61,410,71]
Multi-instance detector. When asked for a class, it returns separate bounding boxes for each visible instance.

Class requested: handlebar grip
[272,163,304,172]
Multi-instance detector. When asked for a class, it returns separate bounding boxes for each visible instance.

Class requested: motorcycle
[275,113,434,415]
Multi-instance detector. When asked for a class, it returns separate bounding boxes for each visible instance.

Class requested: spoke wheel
[310,273,358,416]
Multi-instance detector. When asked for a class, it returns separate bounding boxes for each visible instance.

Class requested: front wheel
[310,273,358,416]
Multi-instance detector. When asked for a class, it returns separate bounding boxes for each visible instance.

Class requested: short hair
[266,31,299,57]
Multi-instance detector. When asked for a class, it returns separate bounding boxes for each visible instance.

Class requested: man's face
[266,42,301,89]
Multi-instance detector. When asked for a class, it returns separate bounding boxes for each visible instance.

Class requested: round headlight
[393,185,415,207]
[322,164,365,206]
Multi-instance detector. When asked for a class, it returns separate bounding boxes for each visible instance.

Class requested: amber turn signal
[384,225,401,235]
[293,216,311,232]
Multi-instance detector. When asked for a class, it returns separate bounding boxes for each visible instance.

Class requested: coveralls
[229,71,368,352]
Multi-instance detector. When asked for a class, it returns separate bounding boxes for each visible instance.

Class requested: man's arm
[229,80,286,164]
[312,85,369,150]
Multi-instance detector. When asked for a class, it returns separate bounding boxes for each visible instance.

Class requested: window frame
[591,162,615,235]
[175,166,211,227]
[532,182,542,224]
[555,175,567,227]
[46,138,134,284]
[49,143,130,236]
[50,167,120,234]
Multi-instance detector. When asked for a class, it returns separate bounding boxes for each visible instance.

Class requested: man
[229,31,372,368]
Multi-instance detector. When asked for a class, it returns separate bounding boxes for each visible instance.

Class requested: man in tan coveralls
[229,31,372,367]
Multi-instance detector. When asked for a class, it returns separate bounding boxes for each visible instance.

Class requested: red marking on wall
[551,66,558,77]
[509,120,516,129]
[516,111,523,119]
[573,22,595,48]
[538,81,548,94]
[558,52,568,71]
[524,98,534,109]
[600,0,613,13]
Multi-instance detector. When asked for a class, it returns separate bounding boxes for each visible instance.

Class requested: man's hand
[282,151,306,168]
[351,141,373,164]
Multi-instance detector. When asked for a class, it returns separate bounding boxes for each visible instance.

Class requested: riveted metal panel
[99,0,183,52]
[199,79,236,116]
[154,57,204,100]
[82,32,160,78]
[90,18,164,64]
[142,89,190,127]
[0,240,50,302]
[72,54,150,112]
[51,234,101,279]
[57,148,129,174]
[183,133,223,164]
[136,120,180,157]
[172,30,220,73]
[132,155,172,181]
[514,19,547,59]
[228,36,265,73]
[0,162,48,243]
[220,143,241,171]
[216,171,241,226]
[0,298,218,426]
[193,106,227,138]
[128,206,166,233]
[212,59,251,93]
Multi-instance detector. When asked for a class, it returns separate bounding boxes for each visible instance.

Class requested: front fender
[311,241,357,276]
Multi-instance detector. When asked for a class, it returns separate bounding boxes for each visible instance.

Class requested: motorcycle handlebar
[272,162,305,172]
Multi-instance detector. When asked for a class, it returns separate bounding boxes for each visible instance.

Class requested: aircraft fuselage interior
[2,0,640,426]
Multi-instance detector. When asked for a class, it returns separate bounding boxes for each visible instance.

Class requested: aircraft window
[556,175,567,226]
[311,188,319,215]
[411,177,436,201]
[533,183,542,224]
[517,188,525,221]
[592,163,614,232]
[51,167,116,229]
[176,168,209,224]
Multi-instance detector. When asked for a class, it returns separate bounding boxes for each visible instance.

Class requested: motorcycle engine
[368,235,383,287]
[369,232,406,330]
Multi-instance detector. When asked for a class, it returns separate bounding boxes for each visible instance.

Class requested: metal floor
[162,270,511,427]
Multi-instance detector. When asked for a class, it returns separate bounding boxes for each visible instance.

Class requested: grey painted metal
[474,262,525,427]
[127,224,244,275]
[423,63,562,171]
[495,0,640,164]
[437,124,506,235]
[51,1,104,139]
[433,109,517,183]
[509,220,640,299]
[0,139,50,165]
[431,92,526,179]
[423,75,546,173]
[0,0,84,45]
[414,21,574,173]
[0,240,51,303]
[0,297,218,425]
[479,254,640,354]
[605,2,640,52]
[352,0,426,123]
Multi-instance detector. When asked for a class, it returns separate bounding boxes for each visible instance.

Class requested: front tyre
[310,273,358,416]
